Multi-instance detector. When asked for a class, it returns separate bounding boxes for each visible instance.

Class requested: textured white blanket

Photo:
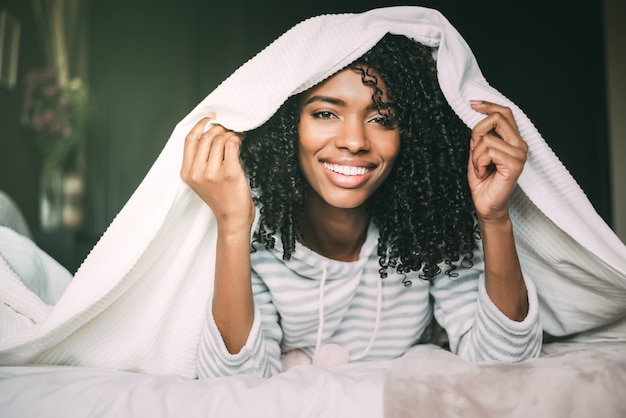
[1,6,625,378]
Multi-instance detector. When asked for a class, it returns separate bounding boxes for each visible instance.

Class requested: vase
[61,172,84,229]
[39,165,63,232]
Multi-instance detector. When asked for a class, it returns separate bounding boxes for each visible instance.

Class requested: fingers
[469,101,528,178]
[205,130,242,175]
[470,143,526,179]
[182,114,215,181]
[181,114,242,184]
[470,100,518,130]
[182,117,207,178]
[223,133,243,174]
[470,101,523,145]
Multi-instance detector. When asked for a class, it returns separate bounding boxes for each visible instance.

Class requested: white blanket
[1,6,625,378]
[0,360,389,418]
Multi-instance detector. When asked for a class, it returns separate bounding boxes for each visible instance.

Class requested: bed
[2,7,626,418]
[2,189,625,418]
[1,221,624,418]
[384,341,626,418]
[1,341,625,417]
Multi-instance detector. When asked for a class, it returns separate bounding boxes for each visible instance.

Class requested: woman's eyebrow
[302,95,394,114]
[302,95,346,106]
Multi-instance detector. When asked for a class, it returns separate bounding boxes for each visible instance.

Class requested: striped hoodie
[197,223,542,378]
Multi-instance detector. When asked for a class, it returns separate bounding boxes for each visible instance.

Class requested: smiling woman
[0,2,626,402]
[180,33,542,378]
[297,67,400,209]
[1,8,625,417]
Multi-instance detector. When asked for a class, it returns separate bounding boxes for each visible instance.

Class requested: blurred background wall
[0,0,623,271]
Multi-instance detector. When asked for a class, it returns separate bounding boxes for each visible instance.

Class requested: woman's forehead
[300,66,393,105]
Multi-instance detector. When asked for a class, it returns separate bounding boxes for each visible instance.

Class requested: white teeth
[323,162,370,176]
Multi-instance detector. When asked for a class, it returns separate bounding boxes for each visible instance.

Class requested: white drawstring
[313,267,328,364]
[312,266,383,364]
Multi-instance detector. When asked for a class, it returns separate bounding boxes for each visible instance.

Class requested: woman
[181,34,542,379]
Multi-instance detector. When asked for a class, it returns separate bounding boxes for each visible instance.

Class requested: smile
[322,162,371,176]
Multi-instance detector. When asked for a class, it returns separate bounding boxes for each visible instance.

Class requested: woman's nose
[334,118,370,154]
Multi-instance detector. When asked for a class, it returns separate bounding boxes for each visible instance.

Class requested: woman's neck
[299,192,370,262]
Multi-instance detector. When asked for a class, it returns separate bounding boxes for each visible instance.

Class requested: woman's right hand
[181,115,255,233]
[182,116,255,354]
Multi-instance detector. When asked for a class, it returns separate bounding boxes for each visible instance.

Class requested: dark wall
[0,0,611,268]
[0,0,46,231]
[85,0,610,234]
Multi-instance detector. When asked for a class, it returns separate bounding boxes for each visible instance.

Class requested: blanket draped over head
[1,6,625,378]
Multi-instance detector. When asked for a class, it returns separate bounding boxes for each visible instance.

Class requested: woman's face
[298,67,400,210]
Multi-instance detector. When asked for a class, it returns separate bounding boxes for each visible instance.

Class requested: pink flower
[22,67,89,164]
[51,120,63,134]
[42,84,60,98]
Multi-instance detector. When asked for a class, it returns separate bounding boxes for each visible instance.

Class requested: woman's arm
[196,268,284,378]
[429,247,542,362]
[478,217,527,320]
[467,100,529,322]
[181,116,256,353]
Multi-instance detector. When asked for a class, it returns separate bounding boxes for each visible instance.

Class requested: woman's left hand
[467,100,528,224]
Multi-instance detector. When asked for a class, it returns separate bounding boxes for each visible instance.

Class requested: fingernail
[469,100,484,107]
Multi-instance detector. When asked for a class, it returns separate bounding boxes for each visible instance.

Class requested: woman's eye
[312,110,335,119]
[370,115,397,129]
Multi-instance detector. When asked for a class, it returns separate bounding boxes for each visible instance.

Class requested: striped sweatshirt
[197,223,542,378]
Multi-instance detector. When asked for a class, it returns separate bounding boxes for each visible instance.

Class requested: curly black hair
[240,33,477,282]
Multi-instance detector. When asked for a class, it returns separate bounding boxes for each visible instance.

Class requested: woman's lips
[321,161,374,188]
